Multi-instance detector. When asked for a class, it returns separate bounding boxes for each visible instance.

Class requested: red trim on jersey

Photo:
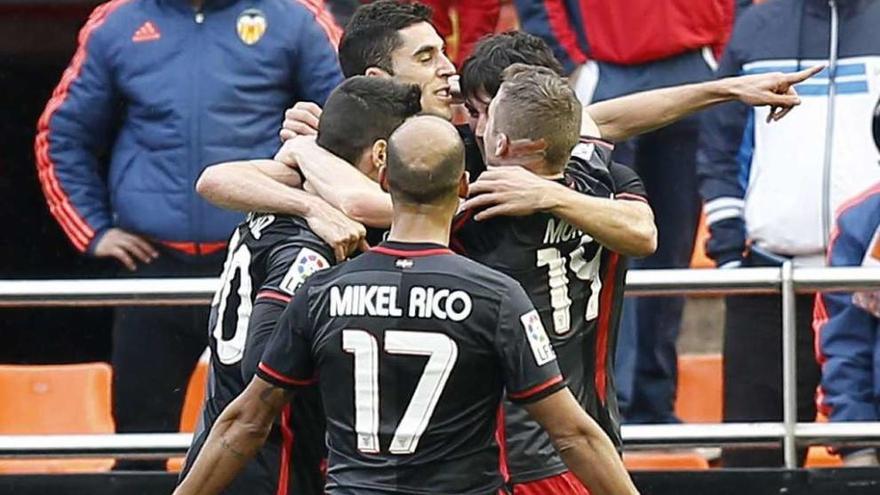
[579,136,614,150]
[258,362,317,386]
[449,209,475,255]
[452,208,475,233]
[290,0,342,48]
[508,375,563,401]
[34,0,132,252]
[495,403,509,482]
[371,246,453,257]
[594,252,620,403]
[615,192,648,204]
[277,404,294,495]
[257,290,293,304]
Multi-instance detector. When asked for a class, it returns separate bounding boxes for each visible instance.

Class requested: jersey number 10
[343,330,458,455]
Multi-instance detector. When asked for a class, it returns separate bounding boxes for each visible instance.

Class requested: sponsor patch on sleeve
[279,248,330,295]
[520,310,556,366]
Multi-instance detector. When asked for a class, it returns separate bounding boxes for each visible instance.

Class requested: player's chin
[423,97,454,121]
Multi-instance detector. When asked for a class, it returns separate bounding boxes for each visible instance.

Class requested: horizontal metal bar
[0,279,217,307]
[796,422,880,448]
[3,423,880,458]
[1,267,880,306]
[793,267,880,293]
[0,433,193,459]
[624,268,781,296]
[622,423,785,450]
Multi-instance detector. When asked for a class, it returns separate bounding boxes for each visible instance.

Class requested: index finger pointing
[786,65,824,84]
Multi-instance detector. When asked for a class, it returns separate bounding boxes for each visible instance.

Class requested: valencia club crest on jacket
[237,9,267,45]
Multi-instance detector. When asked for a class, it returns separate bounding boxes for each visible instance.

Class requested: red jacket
[514,0,734,72]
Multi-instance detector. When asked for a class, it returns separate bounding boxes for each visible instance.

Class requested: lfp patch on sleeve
[279,248,330,295]
[520,310,556,366]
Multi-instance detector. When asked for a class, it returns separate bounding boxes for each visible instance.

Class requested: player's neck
[386,204,454,247]
[528,160,565,179]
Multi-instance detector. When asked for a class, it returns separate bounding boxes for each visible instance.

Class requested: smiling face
[387,22,456,120]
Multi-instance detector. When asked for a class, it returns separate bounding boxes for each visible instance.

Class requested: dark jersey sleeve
[256,243,333,304]
[564,141,614,198]
[241,300,288,383]
[256,291,317,389]
[245,242,333,381]
[608,162,648,202]
[496,284,566,404]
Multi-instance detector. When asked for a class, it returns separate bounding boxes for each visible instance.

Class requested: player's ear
[372,139,387,169]
[495,133,510,159]
[378,165,390,193]
[458,172,469,199]
[365,67,392,79]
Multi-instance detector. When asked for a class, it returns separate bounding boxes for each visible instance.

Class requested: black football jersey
[453,140,648,483]
[182,213,335,495]
[257,241,564,495]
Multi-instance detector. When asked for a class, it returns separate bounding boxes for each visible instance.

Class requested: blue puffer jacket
[35,0,342,253]
[816,183,880,422]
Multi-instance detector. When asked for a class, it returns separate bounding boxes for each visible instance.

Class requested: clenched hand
[305,199,369,262]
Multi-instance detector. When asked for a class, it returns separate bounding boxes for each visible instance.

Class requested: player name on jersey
[329,284,473,321]
[543,217,592,245]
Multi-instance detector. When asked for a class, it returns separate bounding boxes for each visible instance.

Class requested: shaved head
[385,115,465,205]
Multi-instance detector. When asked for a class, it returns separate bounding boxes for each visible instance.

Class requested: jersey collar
[371,241,453,258]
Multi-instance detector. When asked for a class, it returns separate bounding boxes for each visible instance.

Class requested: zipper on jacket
[821,0,839,249]
[189,8,205,246]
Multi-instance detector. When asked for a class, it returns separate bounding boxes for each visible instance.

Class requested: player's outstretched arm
[197,160,367,261]
[197,159,305,214]
[174,377,291,495]
[462,167,657,257]
[525,388,639,495]
[276,136,393,228]
[585,66,822,143]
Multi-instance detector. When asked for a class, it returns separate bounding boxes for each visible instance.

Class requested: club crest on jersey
[279,248,329,295]
[237,9,267,45]
[521,310,556,366]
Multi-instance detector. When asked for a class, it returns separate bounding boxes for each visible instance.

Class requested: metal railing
[4,266,880,467]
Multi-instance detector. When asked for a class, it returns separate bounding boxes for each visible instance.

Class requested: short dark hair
[460,31,564,100]
[317,76,422,165]
[338,0,434,77]
[386,116,464,204]
[495,64,581,170]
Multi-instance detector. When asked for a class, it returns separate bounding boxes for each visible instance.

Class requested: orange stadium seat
[179,357,209,433]
[623,452,710,471]
[168,354,209,472]
[805,413,843,468]
[0,363,115,473]
[675,354,723,423]
[690,211,715,269]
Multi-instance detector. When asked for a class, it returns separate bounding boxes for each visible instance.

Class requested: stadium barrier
[3,266,880,469]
